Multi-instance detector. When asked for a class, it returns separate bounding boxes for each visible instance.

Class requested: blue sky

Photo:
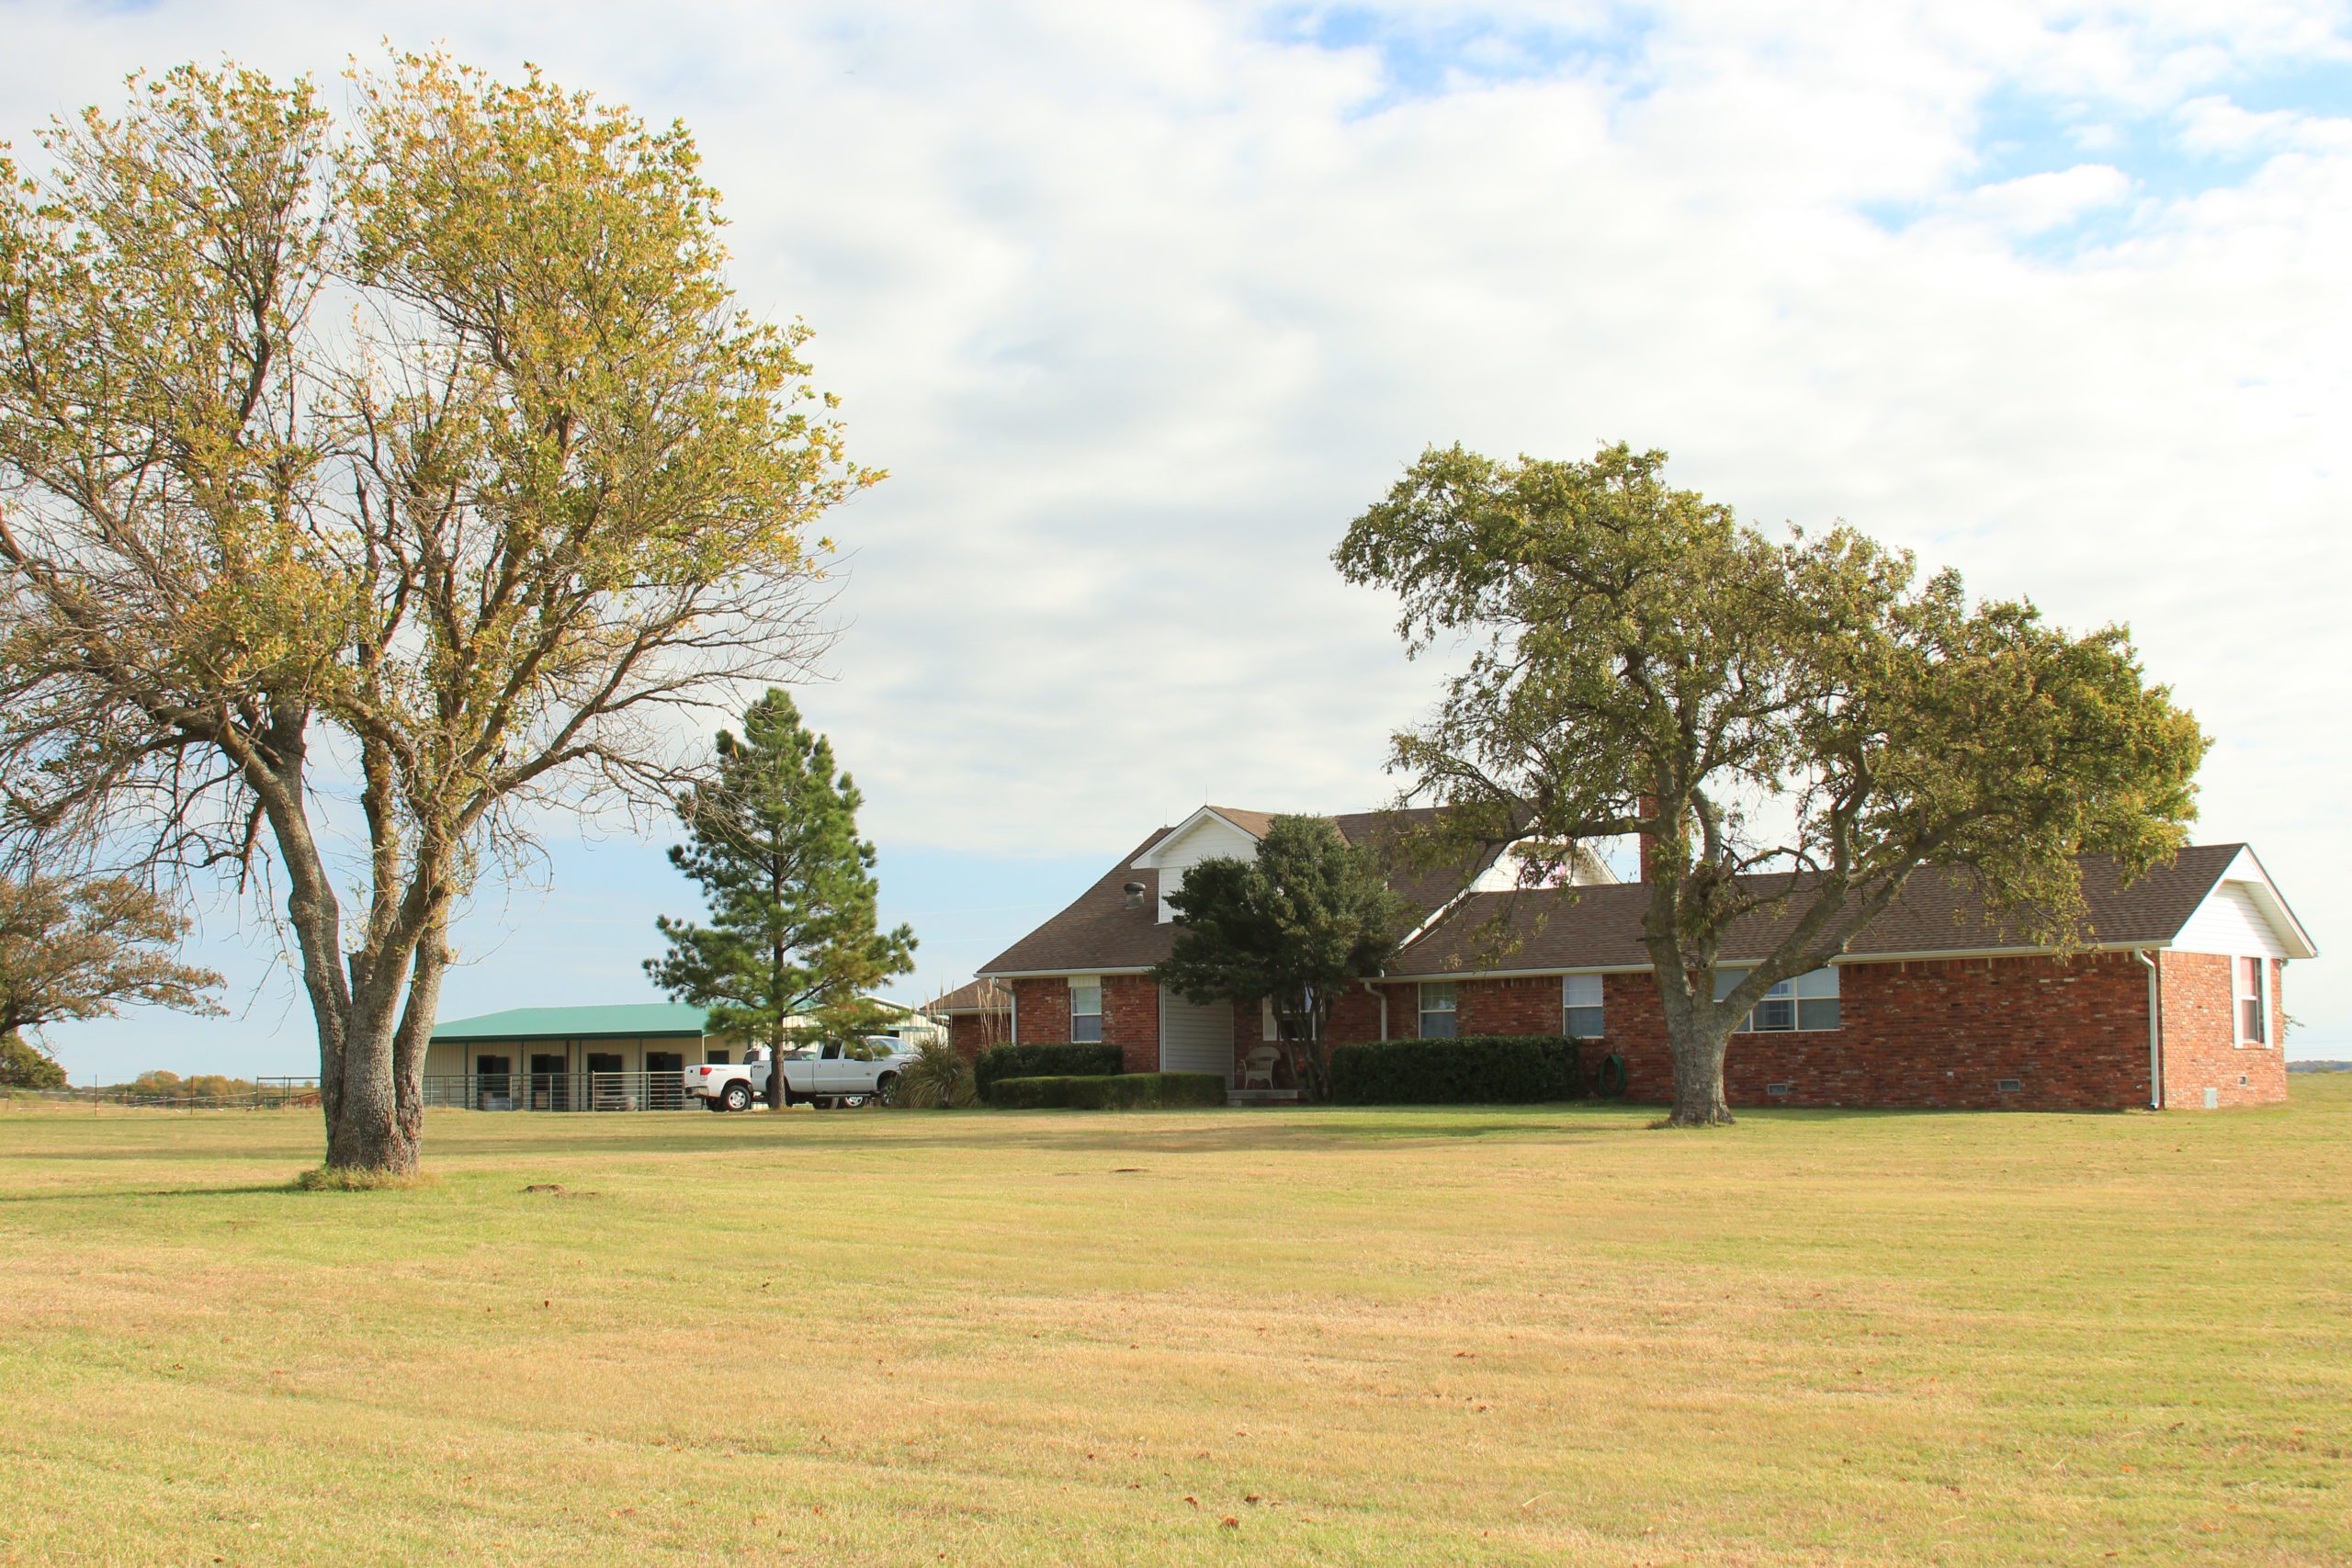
[6,0,2349,1079]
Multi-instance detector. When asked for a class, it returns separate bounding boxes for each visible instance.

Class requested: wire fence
[8,1077,322,1111]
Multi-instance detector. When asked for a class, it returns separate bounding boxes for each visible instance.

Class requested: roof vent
[1123,881,1147,910]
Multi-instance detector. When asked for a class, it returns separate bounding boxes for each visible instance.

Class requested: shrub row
[986,1072,1227,1110]
[973,1042,1123,1096]
[1329,1035,1583,1105]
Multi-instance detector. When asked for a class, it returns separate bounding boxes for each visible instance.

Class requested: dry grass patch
[1,1083,2346,1564]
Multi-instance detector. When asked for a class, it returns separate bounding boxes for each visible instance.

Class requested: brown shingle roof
[924,979,1010,1015]
[1389,844,2247,976]
[978,807,1504,976]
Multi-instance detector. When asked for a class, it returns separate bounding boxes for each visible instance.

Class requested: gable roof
[925,978,1012,1015]
[431,1003,708,1042]
[980,806,1505,976]
[1388,843,2285,976]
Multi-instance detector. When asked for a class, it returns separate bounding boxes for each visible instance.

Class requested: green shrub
[892,1039,979,1109]
[974,1042,1123,1097]
[986,1072,1227,1110]
[1329,1035,1583,1105]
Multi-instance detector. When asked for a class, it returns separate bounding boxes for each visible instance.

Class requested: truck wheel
[873,1073,899,1107]
[721,1081,752,1112]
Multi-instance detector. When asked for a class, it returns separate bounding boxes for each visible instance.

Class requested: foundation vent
[1996,1078,2022,1094]
[1765,1082,1792,1098]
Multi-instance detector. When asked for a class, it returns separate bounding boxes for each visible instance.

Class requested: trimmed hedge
[974,1042,1123,1097]
[1329,1035,1583,1105]
[987,1072,1228,1110]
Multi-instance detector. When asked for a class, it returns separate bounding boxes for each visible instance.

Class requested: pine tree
[648,692,915,1108]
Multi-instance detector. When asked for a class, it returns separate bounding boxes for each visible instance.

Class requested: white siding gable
[1468,839,1616,891]
[2175,879,2290,961]
[1140,813,1260,922]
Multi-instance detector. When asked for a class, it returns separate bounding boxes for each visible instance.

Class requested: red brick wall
[1007,975,1159,1072]
[945,1012,1006,1060]
[1010,977,1067,1046]
[1454,954,2160,1111]
[1103,975,1160,1073]
[1459,976,1562,1036]
[1005,949,2283,1112]
[2157,951,2288,1109]
[1224,986,1392,1088]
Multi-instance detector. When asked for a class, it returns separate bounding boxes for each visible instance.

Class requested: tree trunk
[766,1022,786,1111]
[1663,1017,1736,1128]
[388,916,449,1160]
[325,992,418,1171]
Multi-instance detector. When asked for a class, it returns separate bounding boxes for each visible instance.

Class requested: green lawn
[3,1082,2347,1566]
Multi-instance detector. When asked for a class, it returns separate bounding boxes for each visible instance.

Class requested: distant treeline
[104,1070,266,1100]
[2286,1060,2349,1074]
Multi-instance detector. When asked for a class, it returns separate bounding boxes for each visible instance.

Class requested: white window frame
[1418,980,1458,1040]
[1069,976,1104,1043]
[1562,974,1604,1039]
[2233,955,2269,1048]
[1715,966,1841,1032]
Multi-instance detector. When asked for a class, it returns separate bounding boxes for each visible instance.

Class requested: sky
[5,0,2346,1080]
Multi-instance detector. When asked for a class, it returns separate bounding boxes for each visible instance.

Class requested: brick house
[975,805,2316,1111]
[924,978,1012,1057]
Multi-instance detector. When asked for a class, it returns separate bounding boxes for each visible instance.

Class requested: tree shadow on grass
[404,1106,1664,1162]
[0,1179,360,1205]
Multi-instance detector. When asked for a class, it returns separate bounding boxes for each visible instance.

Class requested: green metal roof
[430,1003,708,1043]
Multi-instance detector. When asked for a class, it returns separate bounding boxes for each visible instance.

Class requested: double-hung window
[1069,976,1104,1043]
[2235,957,2267,1046]
[1563,975,1604,1039]
[1418,981,1458,1039]
[1715,966,1840,1032]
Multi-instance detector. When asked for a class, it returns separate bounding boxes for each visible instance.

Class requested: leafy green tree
[1,1031,64,1089]
[648,691,915,1109]
[1337,443,2207,1126]
[0,57,872,1172]
[0,874,222,1084]
[1151,815,1408,1102]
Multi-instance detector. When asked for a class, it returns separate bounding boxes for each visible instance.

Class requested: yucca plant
[893,1039,978,1109]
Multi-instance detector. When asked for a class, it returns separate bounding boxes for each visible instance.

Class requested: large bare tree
[0,57,874,1171]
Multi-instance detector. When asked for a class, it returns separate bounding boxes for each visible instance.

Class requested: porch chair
[1241,1047,1281,1090]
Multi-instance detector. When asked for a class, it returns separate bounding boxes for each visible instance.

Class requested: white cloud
[5,0,2348,1055]
[2176,93,2352,155]
[1954,163,2134,231]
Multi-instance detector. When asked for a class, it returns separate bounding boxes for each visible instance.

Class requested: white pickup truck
[685,1037,916,1111]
